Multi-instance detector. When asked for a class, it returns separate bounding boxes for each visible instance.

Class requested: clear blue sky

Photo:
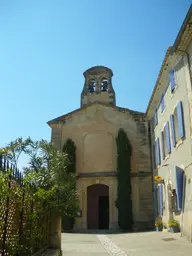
[0,0,191,169]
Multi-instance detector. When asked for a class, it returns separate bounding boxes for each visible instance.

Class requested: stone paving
[61,231,192,255]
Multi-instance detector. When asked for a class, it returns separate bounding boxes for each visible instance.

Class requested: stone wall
[49,103,153,230]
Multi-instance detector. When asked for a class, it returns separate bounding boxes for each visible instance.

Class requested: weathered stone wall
[50,103,153,230]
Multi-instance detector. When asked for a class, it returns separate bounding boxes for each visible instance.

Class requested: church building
[47,66,153,231]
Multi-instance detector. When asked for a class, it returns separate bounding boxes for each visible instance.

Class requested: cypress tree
[63,139,76,174]
[62,138,77,230]
[116,128,133,230]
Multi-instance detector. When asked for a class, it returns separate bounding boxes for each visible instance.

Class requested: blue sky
[0,0,191,169]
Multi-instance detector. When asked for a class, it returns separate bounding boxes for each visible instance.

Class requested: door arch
[87,184,109,229]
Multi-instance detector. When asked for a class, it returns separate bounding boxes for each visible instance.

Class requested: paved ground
[61,230,192,255]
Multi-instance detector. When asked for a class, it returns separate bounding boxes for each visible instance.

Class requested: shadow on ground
[62,229,155,235]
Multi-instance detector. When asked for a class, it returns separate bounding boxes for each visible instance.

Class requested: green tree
[62,139,77,230]
[63,139,76,174]
[0,137,79,216]
[0,137,79,255]
[116,128,133,230]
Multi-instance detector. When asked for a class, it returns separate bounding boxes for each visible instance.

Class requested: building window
[155,138,161,166]
[88,80,96,92]
[158,184,163,216]
[175,166,184,211]
[169,68,176,92]
[173,107,179,143]
[170,114,176,147]
[161,122,171,160]
[154,109,158,126]
[100,78,108,92]
[153,144,156,169]
[161,94,165,112]
[161,129,166,160]
[165,121,171,153]
[170,101,185,147]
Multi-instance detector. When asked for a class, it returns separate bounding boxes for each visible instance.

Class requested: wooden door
[87,184,109,229]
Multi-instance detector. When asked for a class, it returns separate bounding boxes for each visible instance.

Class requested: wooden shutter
[155,188,159,216]
[165,122,171,153]
[159,184,163,216]
[153,144,156,169]
[175,166,184,211]
[177,101,185,139]
[169,69,176,92]
[161,95,165,112]
[170,115,176,147]
[151,118,154,131]
[154,110,158,125]
[161,131,165,160]
[156,138,161,165]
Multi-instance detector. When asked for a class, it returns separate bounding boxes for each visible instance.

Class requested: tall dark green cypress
[63,139,76,174]
[62,138,76,230]
[116,128,133,230]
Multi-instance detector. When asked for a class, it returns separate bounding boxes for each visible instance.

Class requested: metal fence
[0,155,50,256]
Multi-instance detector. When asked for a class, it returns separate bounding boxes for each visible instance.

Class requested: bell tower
[81,66,116,108]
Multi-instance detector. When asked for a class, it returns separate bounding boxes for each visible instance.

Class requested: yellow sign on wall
[154,176,163,182]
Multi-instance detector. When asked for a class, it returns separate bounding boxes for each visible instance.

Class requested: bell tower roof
[83,66,113,77]
[81,66,116,108]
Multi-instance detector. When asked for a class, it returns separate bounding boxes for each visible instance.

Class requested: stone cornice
[76,171,152,179]
[76,172,117,178]
[171,5,192,54]
[145,48,171,118]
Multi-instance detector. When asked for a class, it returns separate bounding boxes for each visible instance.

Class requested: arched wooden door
[87,184,109,229]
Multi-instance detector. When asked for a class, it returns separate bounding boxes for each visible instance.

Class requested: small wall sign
[76,210,82,217]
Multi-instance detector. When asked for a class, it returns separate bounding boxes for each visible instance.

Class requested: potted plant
[168,219,180,233]
[155,216,163,231]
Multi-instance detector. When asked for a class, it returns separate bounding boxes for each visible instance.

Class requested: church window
[101,79,108,92]
[88,80,96,92]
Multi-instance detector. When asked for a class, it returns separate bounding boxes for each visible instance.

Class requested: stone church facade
[47,66,153,231]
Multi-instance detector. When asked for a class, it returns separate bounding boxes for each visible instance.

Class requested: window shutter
[155,188,159,216]
[175,166,184,211]
[151,118,154,131]
[165,122,171,153]
[156,138,161,165]
[161,95,165,112]
[169,69,176,92]
[177,101,185,139]
[153,144,156,169]
[154,110,158,125]
[158,184,163,216]
[170,115,176,147]
[161,131,165,160]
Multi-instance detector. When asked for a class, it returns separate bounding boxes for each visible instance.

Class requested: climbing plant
[116,128,133,231]
[62,138,77,230]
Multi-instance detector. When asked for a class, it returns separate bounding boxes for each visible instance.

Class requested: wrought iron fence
[0,155,50,256]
